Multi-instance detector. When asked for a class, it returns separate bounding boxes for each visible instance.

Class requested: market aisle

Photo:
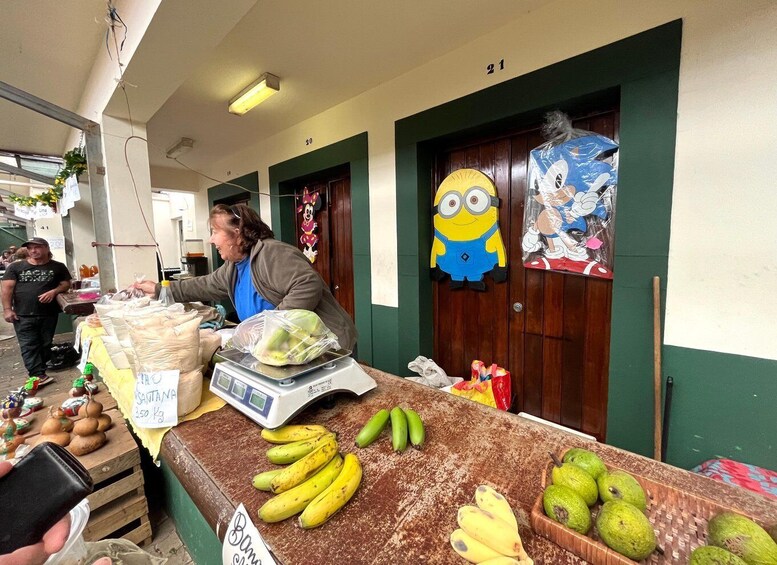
[0,317,193,564]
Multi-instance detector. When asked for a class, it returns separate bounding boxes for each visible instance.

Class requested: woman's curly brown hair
[210,204,274,254]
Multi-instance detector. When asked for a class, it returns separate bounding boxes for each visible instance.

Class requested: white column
[100,115,158,287]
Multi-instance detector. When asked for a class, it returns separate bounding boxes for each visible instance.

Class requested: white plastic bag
[407,356,463,388]
[236,310,340,366]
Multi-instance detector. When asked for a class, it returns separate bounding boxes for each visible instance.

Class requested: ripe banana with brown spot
[270,435,338,493]
[475,485,518,530]
[257,453,343,523]
[261,424,328,444]
[298,453,362,529]
[266,432,336,464]
[450,528,504,563]
[479,558,524,565]
[252,468,283,491]
[457,505,526,557]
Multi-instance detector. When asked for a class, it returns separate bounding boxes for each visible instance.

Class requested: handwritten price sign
[223,504,276,565]
[132,370,180,428]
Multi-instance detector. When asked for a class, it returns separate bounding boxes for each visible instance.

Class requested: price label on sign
[132,371,179,428]
[223,504,276,565]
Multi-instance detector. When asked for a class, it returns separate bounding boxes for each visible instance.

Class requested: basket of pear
[531,448,775,564]
[251,424,363,529]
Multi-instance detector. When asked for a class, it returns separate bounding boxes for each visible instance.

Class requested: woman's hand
[132,280,158,297]
[0,461,71,565]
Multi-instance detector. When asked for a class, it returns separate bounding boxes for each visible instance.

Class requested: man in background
[1,237,71,384]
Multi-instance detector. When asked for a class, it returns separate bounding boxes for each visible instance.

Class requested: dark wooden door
[294,172,355,321]
[432,112,617,440]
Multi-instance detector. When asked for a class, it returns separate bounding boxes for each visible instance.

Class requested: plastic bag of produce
[451,360,512,410]
[238,309,340,366]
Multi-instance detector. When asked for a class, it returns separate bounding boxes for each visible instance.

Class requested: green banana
[298,453,362,529]
[354,409,390,448]
[270,435,339,493]
[252,468,283,491]
[261,424,328,444]
[390,406,408,452]
[258,454,344,523]
[266,432,336,464]
[404,408,425,449]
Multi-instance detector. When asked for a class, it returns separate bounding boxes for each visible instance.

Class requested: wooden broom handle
[653,276,662,461]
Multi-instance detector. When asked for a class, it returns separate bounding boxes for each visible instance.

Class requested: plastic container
[158,280,175,307]
[184,239,204,257]
[44,498,90,565]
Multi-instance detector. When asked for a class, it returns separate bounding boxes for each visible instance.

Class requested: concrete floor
[0,317,193,564]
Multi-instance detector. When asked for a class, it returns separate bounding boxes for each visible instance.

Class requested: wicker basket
[530,451,764,564]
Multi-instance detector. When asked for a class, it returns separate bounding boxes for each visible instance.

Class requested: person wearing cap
[1,237,72,383]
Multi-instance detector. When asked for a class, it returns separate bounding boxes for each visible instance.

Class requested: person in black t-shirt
[1,237,72,382]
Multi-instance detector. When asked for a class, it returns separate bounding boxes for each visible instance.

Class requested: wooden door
[432,112,617,440]
[294,171,355,321]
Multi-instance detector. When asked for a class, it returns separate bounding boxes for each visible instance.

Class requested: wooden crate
[22,407,152,547]
[77,410,152,546]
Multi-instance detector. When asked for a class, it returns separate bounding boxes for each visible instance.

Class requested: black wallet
[0,442,93,554]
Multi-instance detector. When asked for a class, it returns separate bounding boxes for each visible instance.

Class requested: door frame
[268,133,373,365]
[395,21,681,456]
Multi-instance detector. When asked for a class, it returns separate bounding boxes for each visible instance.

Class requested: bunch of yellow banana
[252,424,363,527]
[450,485,533,564]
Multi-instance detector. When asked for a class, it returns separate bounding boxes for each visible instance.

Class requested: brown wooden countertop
[160,367,777,564]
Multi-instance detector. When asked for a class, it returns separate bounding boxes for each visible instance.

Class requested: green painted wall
[160,460,222,565]
[662,347,777,471]
[268,133,373,365]
[394,22,684,460]
[0,226,27,253]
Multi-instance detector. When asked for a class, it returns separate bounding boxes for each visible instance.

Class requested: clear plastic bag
[521,111,619,279]
[237,310,340,366]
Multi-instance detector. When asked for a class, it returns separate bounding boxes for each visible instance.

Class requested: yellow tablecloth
[81,325,226,460]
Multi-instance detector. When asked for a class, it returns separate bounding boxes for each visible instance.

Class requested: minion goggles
[433,186,500,219]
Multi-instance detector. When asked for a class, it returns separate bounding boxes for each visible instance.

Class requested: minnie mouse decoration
[297,187,323,263]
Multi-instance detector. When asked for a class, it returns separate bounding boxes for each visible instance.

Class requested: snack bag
[241,310,340,367]
[451,360,512,411]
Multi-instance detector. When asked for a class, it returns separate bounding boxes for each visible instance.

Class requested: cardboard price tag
[132,371,180,428]
[76,337,92,372]
[223,503,276,565]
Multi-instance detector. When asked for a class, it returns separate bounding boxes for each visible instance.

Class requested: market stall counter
[159,367,777,564]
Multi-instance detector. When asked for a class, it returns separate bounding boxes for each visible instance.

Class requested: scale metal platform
[209,347,377,429]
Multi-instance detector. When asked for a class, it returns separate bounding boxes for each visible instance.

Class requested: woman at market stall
[134,203,358,352]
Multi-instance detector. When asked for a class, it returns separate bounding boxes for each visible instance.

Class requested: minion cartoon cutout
[521,132,618,279]
[430,169,507,290]
[297,187,322,263]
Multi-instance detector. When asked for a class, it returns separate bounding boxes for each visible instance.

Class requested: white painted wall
[101,115,158,288]
[190,0,777,361]
[150,190,199,270]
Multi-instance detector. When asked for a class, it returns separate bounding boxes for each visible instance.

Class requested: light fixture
[166,137,194,159]
[228,73,280,116]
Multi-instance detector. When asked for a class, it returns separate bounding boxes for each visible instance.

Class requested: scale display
[209,349,378,429]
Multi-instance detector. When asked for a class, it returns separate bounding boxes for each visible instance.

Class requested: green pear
[597,470,647,511]
[563,447,607,480]
[689,546,747,565]
[596,500,656,560]
[542,484,591,534]
[550,453,598,506]
[708,512,777,565]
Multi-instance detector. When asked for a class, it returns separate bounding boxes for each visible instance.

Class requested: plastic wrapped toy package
[521,111,619,279]
[233,309,340,367]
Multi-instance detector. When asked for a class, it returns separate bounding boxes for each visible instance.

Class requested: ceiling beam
[0,162,55,185]
[0,80,98,132]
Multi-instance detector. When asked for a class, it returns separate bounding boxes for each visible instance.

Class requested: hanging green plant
[7,147,86,208]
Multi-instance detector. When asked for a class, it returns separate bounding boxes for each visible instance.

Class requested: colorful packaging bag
[451,360,512,411]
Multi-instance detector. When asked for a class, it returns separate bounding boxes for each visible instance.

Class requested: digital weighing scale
[209,347,377,429]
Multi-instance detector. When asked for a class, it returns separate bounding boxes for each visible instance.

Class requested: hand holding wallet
[0,442,93,555]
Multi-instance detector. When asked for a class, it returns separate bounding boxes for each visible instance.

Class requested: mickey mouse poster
[521,123,619,279]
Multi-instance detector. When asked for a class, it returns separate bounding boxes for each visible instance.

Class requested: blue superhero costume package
[521,111,619,279]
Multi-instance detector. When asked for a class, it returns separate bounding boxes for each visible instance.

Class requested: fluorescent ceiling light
[166,137,194,159]
[228,73,280,116]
